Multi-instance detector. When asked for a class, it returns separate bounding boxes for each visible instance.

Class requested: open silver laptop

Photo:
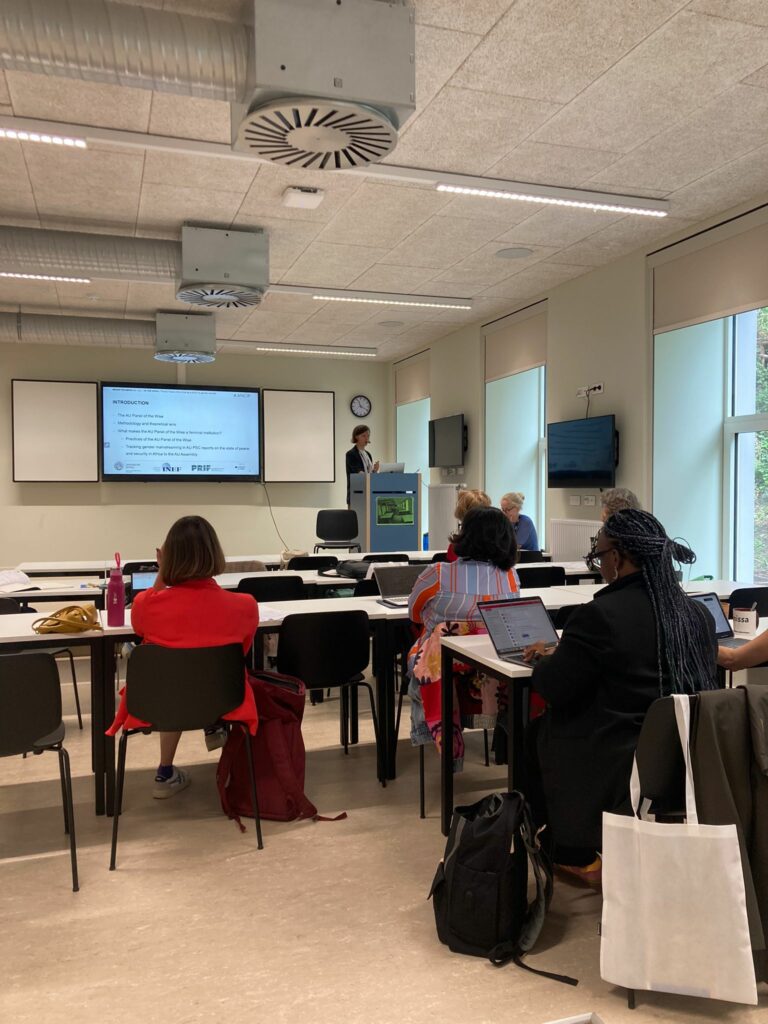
[477,597,559,666]
[131,570,158,593]
[690,592,750,649]
[373,563,424,607]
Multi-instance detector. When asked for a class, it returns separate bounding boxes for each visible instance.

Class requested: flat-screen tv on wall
[547,414,618,489]
[101,382,261,481]
[429,413,466,468]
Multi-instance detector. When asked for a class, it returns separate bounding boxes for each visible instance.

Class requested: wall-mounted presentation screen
[262,389,335,482]
[547,414,617,489]
[429,413,466,468]
[101,382,261,481]
[13,379,99,482]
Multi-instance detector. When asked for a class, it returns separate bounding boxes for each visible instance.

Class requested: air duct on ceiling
[176,226,269,308]
[155,311,216,363]
[0,311,154,346]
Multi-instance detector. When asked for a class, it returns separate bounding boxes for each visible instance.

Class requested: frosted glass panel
[396,397,430,546]
[485,367,545,546]
[653,320,727,577]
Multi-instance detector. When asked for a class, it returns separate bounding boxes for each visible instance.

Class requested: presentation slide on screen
[102,385,260,478]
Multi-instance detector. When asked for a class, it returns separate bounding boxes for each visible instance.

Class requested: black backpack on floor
[429,791,577,985]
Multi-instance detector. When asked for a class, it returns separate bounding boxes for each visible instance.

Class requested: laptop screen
[373,563,424,598]
[690,592,732,638]
[131,571,158,592]
[478,597,559,655]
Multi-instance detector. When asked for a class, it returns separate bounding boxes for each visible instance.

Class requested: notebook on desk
[690,591,751,648]
[477,596,559,666]
[373,563,424,607]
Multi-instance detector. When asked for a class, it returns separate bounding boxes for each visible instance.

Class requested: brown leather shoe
[554,856,602,888]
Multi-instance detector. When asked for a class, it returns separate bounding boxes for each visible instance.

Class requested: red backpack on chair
[217,670,317,826]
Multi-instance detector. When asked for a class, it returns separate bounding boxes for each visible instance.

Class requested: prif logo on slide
[191,465,211,472]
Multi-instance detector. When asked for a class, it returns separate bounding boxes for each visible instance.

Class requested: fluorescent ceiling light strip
[312,294,472,310]
[254,345,376,358]
[0,271,91,283]
[436,183,667,217]
[0,127,86,148]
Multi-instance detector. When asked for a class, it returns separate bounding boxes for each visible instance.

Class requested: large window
[654,306,768,581]
[396,397,430,547]
[485,366,546,546]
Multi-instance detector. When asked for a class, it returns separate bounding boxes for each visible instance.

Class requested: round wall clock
[350,394,372,417]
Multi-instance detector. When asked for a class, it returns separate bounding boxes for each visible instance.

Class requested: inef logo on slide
[161,463,181,473]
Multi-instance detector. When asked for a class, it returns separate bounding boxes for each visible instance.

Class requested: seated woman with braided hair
[523,508,718,885]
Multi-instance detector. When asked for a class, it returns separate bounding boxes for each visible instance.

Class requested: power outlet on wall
[576,382,605,399]
[569,495,581,506]
[583,495,596,507]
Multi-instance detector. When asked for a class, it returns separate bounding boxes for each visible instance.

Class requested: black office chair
[516,565,566,588]
[314,509,361,553]
[236,575,305,602]
[109,644,262,869]
[287,555,338,571]
[353,578,380,597]
[362,553,409,563]
[517,549,546,563]
[0,652,79,891]
[728,587,768,618]
[431,552,449,563]
[634,695,698,819]
[276,610,381,777]
[0,597,83,729]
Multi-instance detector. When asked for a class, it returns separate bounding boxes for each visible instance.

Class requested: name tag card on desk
[733,608,759,634]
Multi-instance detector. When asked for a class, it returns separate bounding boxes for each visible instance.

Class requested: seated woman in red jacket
[108,516,259,799]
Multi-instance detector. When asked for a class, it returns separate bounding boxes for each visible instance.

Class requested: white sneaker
[152,767,191,799]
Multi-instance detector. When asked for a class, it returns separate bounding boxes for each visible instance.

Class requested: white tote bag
[600,694,757,1005]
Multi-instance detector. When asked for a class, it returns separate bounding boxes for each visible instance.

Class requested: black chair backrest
[431,552,449,563]
[287,555,338,571]
[635,694,698,811]
[362,553,409,563]
[236,575,305,602]
[0,652,62,756]
[728,587,768,618]
[316,509,358,542]
[517,549,545,563]
[277,611,370,688]
[516,565,566,588]
[0,597,22,614]
[550,603,579,630]
[125,644,245,732]
[353,578,380,597]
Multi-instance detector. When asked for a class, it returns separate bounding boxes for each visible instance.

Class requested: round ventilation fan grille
[237,98,398,169]
[175,284,265,309]
[154,350,216,364]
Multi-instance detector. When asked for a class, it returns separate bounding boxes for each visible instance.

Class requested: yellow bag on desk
[32,604,102,634]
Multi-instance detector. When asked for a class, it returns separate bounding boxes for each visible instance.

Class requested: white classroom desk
[564,579,751,601]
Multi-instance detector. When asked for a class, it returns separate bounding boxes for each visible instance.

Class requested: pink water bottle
[107,552,125,627]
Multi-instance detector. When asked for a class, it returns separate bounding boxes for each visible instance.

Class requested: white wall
[0,343,390,564]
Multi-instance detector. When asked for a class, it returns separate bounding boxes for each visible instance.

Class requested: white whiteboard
[13,379,99,482]
[263,389,335,482]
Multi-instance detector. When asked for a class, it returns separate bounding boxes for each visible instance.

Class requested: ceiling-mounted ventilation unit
[232,0,415,169]
[155,312,217,364]
[176,226,269,308]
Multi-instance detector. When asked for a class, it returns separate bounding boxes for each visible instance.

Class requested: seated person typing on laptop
[521,509,718,885]
[715,617,768,671]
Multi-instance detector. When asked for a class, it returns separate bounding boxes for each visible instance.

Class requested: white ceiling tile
[55,280,129,316]
[588,85,768,192]
[285,321,363,344]
[6,71,152,131]
[381,216,504,270]
[665,142,768,219]
[259,290,318,316]
[0,138,30,184]
[143,151,259,193]
[136,183,242,233]
[305,304,380,326]
[348,262,440,293]
[434,193,546,227]
[279,242,388,287]
[212,305,257,339]
[148,93,230,143]
[409,24,483,115]
[317,182,450,248]
[35,188,140,231]
[24,145,145,195]
[689,0,768,26]
[233,310,311,342]
[534,11,768,153]
[548,215,691,267]
[230,215,323,276]
[0,72,10,106]
[0,279,59,306]
[496,207,623,248]
[414,0,515,33]
[393,88,560,174]
[237,162,363,223]
[0,187,40,227]
[480,261,589,299]
[392,321,451,346]
[488,141,622,187]
[125,282,186,317]
[451,0,688,104]
[428,241,560,288]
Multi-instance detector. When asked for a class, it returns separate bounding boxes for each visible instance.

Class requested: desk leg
[373,621,396,783]
[507,682,530,794]
[103,638,117,816]
[90,638,106,815]
[440,645,453,836]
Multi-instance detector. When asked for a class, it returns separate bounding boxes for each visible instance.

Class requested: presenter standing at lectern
[346,424,379,505]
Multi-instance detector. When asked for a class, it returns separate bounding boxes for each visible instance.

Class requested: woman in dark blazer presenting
[524,509,718,882]
[345,424,379,504]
